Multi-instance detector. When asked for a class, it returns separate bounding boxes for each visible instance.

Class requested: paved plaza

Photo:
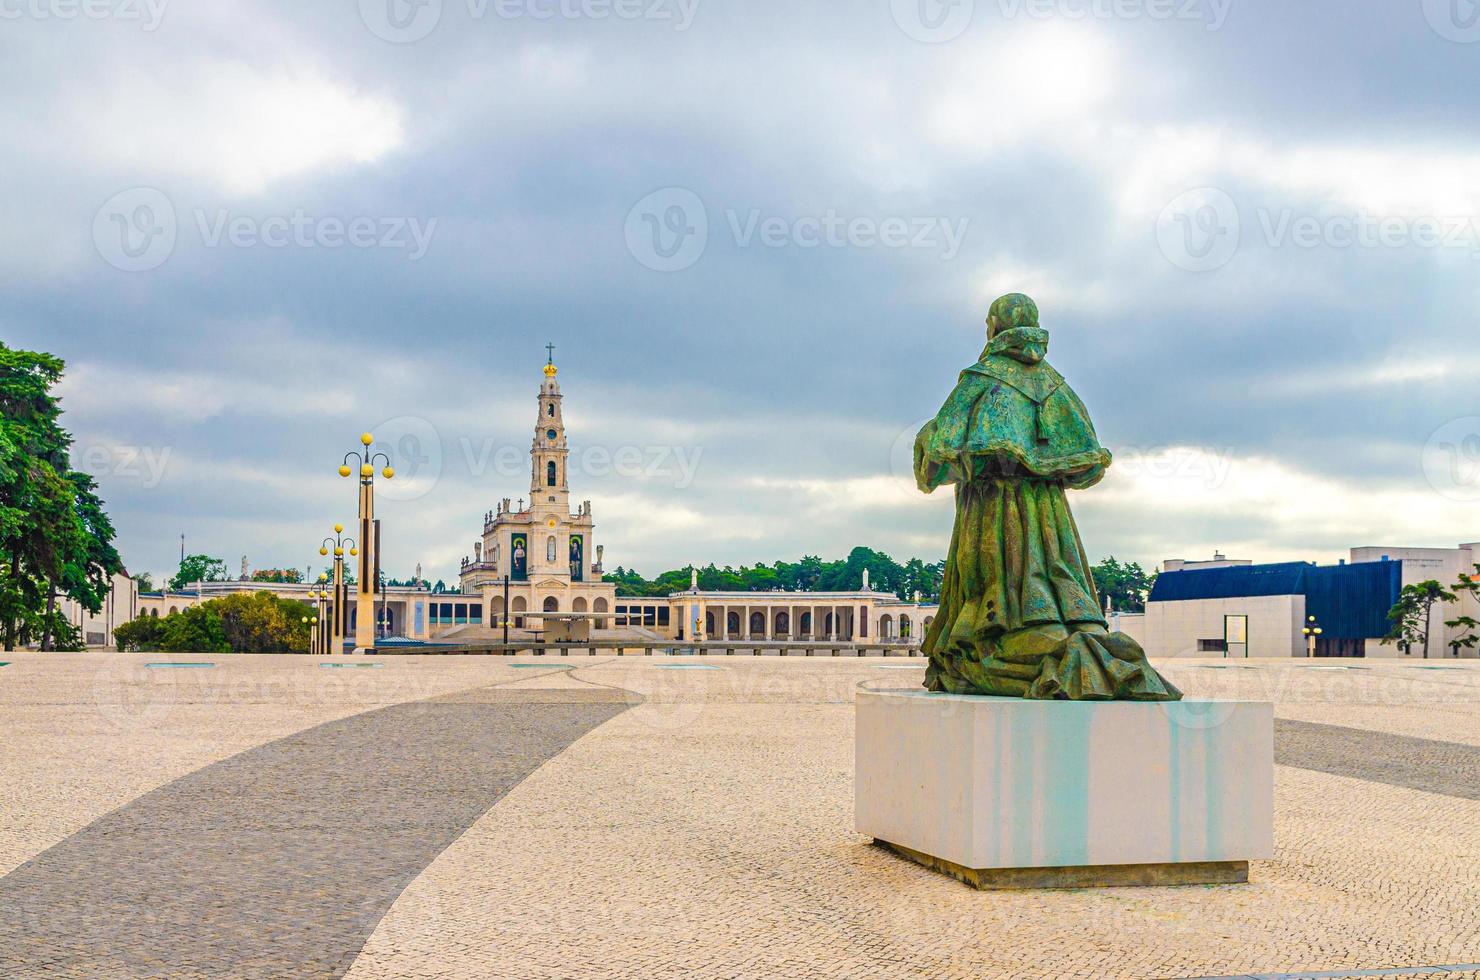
[0,654,1477,979]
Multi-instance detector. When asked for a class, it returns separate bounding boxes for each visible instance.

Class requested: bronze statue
[914,294,1181,701]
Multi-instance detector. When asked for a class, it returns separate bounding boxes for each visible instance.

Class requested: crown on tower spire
[543,342,557,378]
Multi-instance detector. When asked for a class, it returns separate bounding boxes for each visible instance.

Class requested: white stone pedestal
[855,691,1273,889]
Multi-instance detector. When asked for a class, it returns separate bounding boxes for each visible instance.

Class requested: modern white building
[1142,544,1480,659]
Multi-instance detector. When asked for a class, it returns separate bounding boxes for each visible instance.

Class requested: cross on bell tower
[530,346,569,509]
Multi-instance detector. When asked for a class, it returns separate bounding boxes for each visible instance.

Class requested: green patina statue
[914,294,1182,701]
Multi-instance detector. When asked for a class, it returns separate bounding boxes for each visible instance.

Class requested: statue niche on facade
[914,294,1181,701]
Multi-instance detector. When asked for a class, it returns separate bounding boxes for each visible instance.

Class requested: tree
[159,605,230,653]
[1444,564,1480,658]
[169,554,227,591]
[1092,557,1157,613]
[0,344,122,651]
[39,471,122,651]
[1383,579,1458,659]
[133,571,156,593]
[212,592,312,653]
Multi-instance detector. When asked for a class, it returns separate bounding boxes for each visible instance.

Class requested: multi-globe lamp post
[1302,614,1323,658]
[301,613,319,654]
[319,525,357,655]
[311,573,333,655]
[339,433,393,652]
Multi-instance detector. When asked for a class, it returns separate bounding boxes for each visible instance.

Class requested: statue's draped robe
[914,328,1181,701]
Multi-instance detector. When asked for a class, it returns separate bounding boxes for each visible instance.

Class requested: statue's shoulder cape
[962,356,1065,405]
[913,355,1111,491]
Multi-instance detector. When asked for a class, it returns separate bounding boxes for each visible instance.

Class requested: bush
[114,615,166,652]
[117,591,311,653]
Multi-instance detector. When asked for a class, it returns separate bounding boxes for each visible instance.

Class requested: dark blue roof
[1149,562,1311,602]
[1149,559,1403,639]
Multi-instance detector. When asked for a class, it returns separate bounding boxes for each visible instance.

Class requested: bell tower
[530,343,570,512]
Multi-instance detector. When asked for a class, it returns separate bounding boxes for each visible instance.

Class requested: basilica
[444,353,938,644]
[456,354,616,629]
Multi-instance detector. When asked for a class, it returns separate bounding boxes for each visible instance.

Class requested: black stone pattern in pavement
[1276,718,1480,801]
[0,687,632,979]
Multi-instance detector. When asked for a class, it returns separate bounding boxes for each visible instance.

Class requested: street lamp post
[503,573,510,646]
[319,525,357,655]
[311,574,332,655]
[340,433,393,653]
[1302,614,1323,658]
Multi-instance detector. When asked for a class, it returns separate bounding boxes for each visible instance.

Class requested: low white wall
[1107,611,1147,646]
[1144,595,1304,659]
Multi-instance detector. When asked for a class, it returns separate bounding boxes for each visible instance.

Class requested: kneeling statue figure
[915,294,1181,701]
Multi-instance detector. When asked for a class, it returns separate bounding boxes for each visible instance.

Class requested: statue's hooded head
[982,293,1047,365]
[986,293,1039,338]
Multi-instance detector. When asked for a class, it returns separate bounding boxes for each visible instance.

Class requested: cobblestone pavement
[0,654,631,978]
[1,655,1478,979]
[343,658,1480,980]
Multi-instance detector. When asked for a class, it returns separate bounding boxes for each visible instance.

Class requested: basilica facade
[457,355,616,629]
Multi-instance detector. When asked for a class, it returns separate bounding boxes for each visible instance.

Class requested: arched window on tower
[546,536,557,562]
[546,460,557,486]
[547,403,554,417]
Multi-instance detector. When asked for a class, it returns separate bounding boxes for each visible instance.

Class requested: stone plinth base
[855,691,1273,888]
[874,840,1248,890]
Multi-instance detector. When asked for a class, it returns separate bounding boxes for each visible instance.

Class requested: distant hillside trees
[610,547,944,601]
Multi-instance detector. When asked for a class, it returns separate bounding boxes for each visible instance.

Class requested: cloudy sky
[7,0,1480,583]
